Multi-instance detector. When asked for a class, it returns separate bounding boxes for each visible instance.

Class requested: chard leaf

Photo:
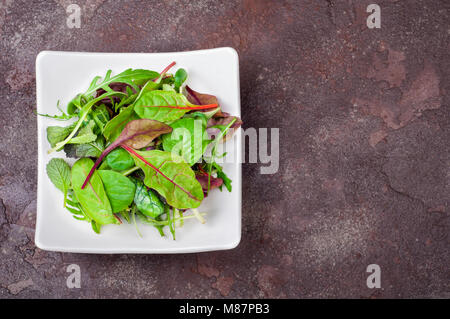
[82,119,172,189]
[185,86,225,116]
[98,170,136,213]
[123,147,204,209]
[134,91,196,123]
[103,105,139,142]
[71,158,117,225]
[195,173,223,193]
[46,158,71,206]
[207,114,243,141]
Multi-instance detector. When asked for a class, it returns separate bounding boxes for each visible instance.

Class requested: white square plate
[35,48,241,253]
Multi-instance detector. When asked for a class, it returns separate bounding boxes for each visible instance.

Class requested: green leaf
[49,91,126,153]
[46,158,71,206]
[67,120,97,145]
[124,148,204,209]
[134,90,195,123]
[46,123,77,148]
[82,118,172,189]
[91,104,110,133]
[213,162,232,192]
[71,158,117,225]
[91,220,101,234]
[103,105,139,142]
[64,136,105,158]
[174,68,188,92]
[206,118,237,193]
[105,148,135,171]
[82,69,159,99]
[132,178,164,218]
[162,117,210,166]
[98,170,136,213]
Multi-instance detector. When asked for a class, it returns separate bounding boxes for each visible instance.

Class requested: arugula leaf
[91,104,110,133]
[49,91,126,153]
[46,158,71,207]
[82,69,159,99]
[37,101,78,121]
[206,118,237,194]
[134,91,217,123]
[123,147,204,209]
[67,120,97,145]
[213,162,232,192]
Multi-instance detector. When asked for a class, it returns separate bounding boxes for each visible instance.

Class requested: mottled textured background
[0,0,449,298]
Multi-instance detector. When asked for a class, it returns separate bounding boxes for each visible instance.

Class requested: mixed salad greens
[41,62,242,239]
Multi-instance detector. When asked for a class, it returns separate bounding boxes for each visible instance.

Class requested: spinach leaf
[46,158,71,206]
[174,68,187,92]
[98,170,136,213]
[71,158,117,225]
[132,178,164,218]
[123,147,204,209]
[162,117,210,166]
[82,119,172,189]
[105,148,135,171]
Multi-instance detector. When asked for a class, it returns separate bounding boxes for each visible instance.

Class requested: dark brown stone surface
[0,0,448,298]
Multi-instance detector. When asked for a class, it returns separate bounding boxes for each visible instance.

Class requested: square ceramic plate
[35,48,241,253]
